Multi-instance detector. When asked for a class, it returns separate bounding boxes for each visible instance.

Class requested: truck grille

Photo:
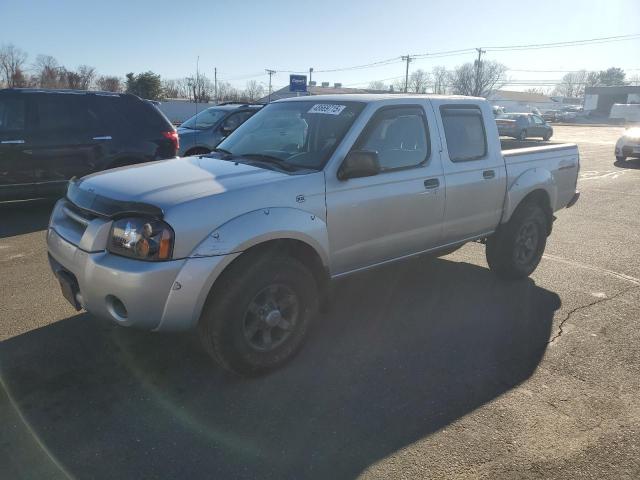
[54,201,97,245]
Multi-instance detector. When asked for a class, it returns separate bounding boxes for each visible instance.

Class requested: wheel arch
[503,187,554,235]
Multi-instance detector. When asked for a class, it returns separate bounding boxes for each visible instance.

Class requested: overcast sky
[2,0,639,91]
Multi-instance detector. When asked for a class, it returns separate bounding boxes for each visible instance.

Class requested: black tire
[542,133,551,141]
[517,129,527,141]
[198,252,318,376]
[615,155,626,162]
[486,202,548,280]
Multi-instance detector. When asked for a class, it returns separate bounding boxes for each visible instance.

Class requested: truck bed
[502,142,580,213]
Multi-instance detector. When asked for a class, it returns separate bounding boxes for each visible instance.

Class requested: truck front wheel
[198,253,318,376]
[486,202,548,279]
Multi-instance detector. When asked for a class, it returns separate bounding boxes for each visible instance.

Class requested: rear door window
[222,110,256,131]
[440,106,487,162]
[33,94,89,133]
[0,96,26,133]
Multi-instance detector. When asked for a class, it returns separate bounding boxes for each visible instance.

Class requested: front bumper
[566,190,580,208]
[47,228,238,331]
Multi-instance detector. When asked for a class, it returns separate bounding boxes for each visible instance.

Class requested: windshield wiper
[213,147,233,155]
[240,153,298,171]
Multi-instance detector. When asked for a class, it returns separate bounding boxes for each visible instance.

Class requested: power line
[483,33,640,51]
[269,33,640,75]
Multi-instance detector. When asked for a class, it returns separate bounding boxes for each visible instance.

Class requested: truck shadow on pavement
[0,256,560,480]
[0,199,57,238]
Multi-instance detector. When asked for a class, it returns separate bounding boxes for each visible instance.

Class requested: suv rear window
[89,95,170,134]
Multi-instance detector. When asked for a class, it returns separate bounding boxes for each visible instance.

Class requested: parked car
[47,94,580,376]
[177,103,262,157]
[0,89,178,201]
[496,113,554,140]
[615,127,640,161]
[492,105,505,117]
[542,110,559,122]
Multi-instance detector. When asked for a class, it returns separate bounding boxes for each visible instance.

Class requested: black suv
[0,89,178,201]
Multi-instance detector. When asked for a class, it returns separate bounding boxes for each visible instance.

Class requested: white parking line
[543,253,640,286]
[580,170,627,181]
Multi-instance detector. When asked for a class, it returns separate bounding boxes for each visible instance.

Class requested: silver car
[47,95,579,376]
[177,103,262,157]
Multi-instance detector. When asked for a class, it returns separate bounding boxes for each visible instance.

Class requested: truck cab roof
[274,93,486,104]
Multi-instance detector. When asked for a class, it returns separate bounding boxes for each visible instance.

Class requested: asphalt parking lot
[1,125,639,479]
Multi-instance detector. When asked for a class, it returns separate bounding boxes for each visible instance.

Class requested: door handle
[92,136,112,141]
[483,170,495,179]
[1,139,25,144]
[424,178,440,189]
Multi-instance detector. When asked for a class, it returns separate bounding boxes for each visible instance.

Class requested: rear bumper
[47,228,238,331]
[566,190,580,208]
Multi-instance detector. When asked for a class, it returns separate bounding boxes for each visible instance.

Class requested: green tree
[125,71,163,100]
[596,67,626,86]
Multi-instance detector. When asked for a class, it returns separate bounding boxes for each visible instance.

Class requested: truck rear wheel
[198,253,318,376]
[486,202,548,280]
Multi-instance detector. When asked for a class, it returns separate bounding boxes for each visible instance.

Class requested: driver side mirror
[338,150,381,180]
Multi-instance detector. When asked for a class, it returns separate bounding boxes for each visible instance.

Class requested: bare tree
[161,79,180,98]
[244,80,264,102]
[77,65,96,90]
[185,73,213,102]
[97,75,122,92]
[408,69,430,94]
[524,87,550,95]
[449,60,506,97]
[0,44,28,87]
[431,66,448,94]
[63,70,82,89]
[33,54,63,88]
[368,80,387,91]
[553,70,588,98]
[216,81,240,102]
[629,74,640,87]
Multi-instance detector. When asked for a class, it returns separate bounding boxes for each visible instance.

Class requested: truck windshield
[216,101,366,170]
[181,108,226,130]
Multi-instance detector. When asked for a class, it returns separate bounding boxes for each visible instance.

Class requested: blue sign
[289,74,307,92]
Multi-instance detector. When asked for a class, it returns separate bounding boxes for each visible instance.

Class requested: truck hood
[75,156,291,210]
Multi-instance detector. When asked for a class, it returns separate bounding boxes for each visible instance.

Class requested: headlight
[108,217,174,261]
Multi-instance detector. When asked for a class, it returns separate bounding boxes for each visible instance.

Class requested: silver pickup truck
[47,94,580,375]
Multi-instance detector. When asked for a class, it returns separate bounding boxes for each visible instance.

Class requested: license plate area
[56,270,81,311]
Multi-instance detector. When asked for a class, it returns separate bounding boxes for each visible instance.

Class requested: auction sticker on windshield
[308,104,347,115]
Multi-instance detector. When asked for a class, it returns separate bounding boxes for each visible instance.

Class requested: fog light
[106,295,128,320]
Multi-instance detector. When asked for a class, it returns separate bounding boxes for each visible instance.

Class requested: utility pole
[214,67,217,104]
[266,69,276,103]
[474,48,486,96]
[401,55,413,93]
[309,67,313,85]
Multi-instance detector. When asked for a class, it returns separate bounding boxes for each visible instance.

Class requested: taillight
[162,130,179,153]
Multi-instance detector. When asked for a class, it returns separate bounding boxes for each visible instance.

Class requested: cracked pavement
[1,125,640,479]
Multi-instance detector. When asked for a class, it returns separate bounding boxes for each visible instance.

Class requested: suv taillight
[162,130,179,154]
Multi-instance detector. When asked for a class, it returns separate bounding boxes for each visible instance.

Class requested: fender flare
[189,207,330,268]
[501,168,557,224]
